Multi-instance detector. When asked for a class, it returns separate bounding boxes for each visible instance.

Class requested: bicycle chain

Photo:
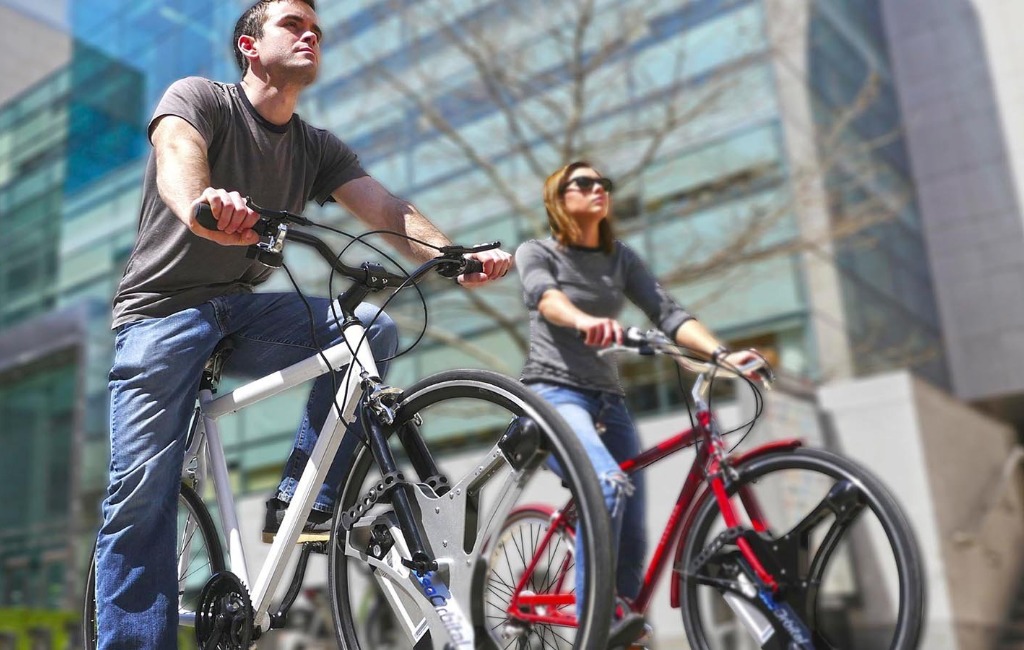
[341,471,406,531]
[424,473,450,495]
[687,525,744,574]
[340,471,454,531]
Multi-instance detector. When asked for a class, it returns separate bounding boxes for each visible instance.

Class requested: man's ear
[237,34,257,64]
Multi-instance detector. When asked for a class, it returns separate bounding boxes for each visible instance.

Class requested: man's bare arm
[332,176,449,261]
[333,177,511,285]
[150,115,259,246]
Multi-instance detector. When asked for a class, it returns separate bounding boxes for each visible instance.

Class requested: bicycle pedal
[260,531,330,544]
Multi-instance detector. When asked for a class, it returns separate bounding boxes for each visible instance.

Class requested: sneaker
[261,497,333,543]
[626,623,654,649]
[607,597,646,649]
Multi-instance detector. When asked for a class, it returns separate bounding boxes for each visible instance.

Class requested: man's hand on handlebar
[458,248,513,287]
[576,316,624,347]
[188,189,261,246]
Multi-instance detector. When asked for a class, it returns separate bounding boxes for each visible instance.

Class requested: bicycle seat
[201,338,236,390]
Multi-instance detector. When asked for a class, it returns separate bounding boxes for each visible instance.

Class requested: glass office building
[808,1,945,385]
[0,0,946,620]
[0,38,144,611]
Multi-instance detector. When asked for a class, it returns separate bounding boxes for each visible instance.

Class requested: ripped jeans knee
[600,470,635,520]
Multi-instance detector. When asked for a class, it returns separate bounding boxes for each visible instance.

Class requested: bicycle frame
[159,208,571,648]
[508,354,800,627]
[182,318,377,633]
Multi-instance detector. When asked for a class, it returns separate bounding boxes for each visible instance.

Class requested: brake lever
[755,365,775,390]
[438,241,501,256]
[245,197,313,226]
[434,256,484,279]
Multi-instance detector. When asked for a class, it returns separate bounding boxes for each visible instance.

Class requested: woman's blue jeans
[96,292,398,649]
[527,382,647,603]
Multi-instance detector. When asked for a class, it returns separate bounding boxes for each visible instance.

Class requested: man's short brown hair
[233,0,317,74]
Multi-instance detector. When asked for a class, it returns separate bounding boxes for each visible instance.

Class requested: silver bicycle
[83,203,613,649]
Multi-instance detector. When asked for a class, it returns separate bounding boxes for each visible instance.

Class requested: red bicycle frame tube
[668,437,802,607]
[707,459,779,592]
[507,508,579,627]
[505,410,805,625]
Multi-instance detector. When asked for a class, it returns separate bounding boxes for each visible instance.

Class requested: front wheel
[83,483,225,649]
[679,448,924,650]
[327,369,613,650]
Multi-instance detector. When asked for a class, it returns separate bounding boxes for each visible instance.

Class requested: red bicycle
[482,328,924,649]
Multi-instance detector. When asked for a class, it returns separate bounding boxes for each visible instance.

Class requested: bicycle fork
[355,377,482,648]
[359,393,439,575]
[703,466,816,650]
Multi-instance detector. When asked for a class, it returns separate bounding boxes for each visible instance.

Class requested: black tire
[679,448,924,650]
[327,369,613,650]
[483,506,578,649]
[363,591,402,647]
[83,483,226,649]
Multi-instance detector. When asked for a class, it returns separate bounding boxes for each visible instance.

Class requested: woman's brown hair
[543,161,616,254]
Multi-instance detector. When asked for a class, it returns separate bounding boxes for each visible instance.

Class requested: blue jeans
[527,383,647,602]
[96,292,398,649]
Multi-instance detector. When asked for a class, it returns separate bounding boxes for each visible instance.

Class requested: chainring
[196,572,254,650]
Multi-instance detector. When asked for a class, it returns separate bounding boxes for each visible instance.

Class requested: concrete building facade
[882,0,1024,418]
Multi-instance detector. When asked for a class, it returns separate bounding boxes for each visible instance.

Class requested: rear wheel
[483,505,578,649]
[327,369,613,649]
[679,448,924,650]
[83,483,225,649]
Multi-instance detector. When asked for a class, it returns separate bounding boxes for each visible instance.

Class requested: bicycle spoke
[488,576,516,601]
[536,538,572,599]
[87,486,223,649]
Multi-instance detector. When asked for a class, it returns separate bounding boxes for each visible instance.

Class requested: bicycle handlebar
[193,203,490,287]
[601,327,775,387]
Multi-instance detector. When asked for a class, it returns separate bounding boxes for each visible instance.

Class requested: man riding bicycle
[95,1,511,647]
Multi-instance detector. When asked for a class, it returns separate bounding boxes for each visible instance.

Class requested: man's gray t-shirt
[516,238,693,395]
[111,77,368,328]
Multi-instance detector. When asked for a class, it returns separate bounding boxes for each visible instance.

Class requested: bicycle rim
[484,506,578,649]
[680,448,924,650]
[83,484,225,649]
[327,369,613,650]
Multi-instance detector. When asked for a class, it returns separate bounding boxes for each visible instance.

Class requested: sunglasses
[561,176,614,194]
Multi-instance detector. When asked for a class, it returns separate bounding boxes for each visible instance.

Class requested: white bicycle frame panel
[192,322,378,631]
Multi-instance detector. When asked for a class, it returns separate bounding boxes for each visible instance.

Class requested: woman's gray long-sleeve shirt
[516,238,693,395]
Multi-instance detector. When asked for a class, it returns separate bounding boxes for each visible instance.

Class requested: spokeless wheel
[679,448,924,650]
[327,369,613,650]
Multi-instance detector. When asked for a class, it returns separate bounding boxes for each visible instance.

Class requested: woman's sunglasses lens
[567,177,613,192]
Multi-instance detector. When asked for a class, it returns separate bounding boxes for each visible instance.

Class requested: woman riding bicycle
[516,161,760,648]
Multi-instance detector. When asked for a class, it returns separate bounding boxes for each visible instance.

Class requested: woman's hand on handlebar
[189,189,261,246]
[458,248,514,287]
[721,349,768,381]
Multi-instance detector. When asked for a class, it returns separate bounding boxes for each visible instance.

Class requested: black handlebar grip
[463,258,483,275]
[194,203,219,231]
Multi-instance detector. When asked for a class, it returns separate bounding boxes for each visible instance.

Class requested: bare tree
[316,0,915,373]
